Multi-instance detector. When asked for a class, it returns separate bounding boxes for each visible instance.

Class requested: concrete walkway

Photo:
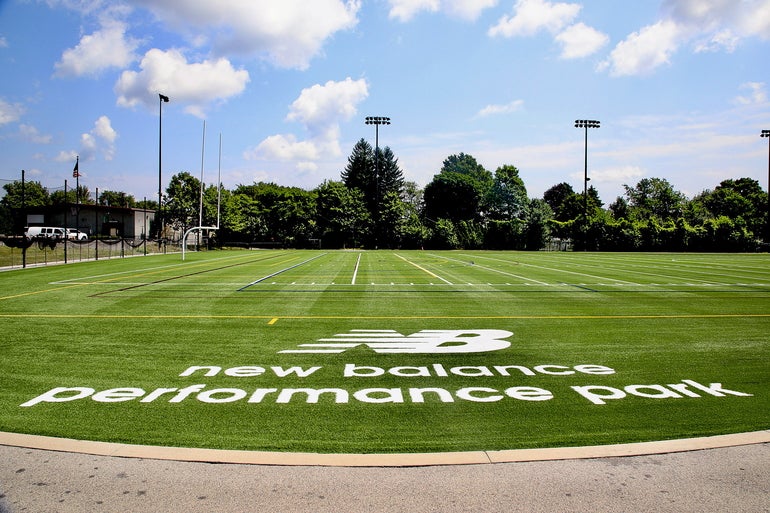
[1,431,769,512]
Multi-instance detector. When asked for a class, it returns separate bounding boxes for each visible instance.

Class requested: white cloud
[587,165,646,184]
[130,0,361,69]
[19,124,53,144]
[114,48,250,117]
[388,0,440,21]
[387,0,496,21]
[0,98,24,125]
[601,0,770,77]
[475,99,524,118]
[79,115,118,161]
[54,19,139,77]
[245,77,368,167]
[555,22,609,59]
[488,0,581,38]
[446,0,499,20]
[600,20,681,76]
[733,82,768,105]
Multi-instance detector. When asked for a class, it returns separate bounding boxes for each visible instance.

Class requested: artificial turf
[0,249,768,453]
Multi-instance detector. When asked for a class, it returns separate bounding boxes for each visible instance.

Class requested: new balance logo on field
[279,329,513,354]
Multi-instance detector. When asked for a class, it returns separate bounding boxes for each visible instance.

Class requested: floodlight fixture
[365,116,390,126]
[575,119,600,129]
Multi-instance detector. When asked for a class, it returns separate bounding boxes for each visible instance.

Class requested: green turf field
[1,250,768,453]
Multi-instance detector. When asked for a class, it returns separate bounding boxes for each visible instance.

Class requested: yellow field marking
[0,283,91,301]
[268,317,279,325]
[1,313,768,320]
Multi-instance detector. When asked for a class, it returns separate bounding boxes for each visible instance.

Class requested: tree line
[2,140,768,251]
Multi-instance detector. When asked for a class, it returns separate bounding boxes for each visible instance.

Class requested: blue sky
[1,0,769,205]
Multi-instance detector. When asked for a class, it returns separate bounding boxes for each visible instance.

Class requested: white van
[25,226,66,240]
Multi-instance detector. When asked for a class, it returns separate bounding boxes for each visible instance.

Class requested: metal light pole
[365,116,390,247]
[761,129,770,243]
[158,93,169,246]
[574,119,600,220]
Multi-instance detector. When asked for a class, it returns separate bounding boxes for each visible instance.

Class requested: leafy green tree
[51,185,92,205]
[315,180,370,248]
[697,178,766,238]
[429,218,459,249]
[441,153,493,187]
[608,196,630,220]
[423,171,485,223]
[525,198,553,250]
[99,190,136,207]
[165,171,202,233]
[221,191,262,241]
[487,165,528,220]
[623,177,685,222]
[543,182,582,222]
[1,180,50,209]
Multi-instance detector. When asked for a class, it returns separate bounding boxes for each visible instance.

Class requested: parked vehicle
[24,226,65,240]
[65,228,89,241]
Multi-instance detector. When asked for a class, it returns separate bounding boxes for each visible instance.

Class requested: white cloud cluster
[475,99,524,118]
[130,0,361,69]
[733,82,768,105]
[80,115,117,162]
[0,98,24,125]
[19,124,53,144]
[54,115,118,165]
[488,0,607,59]
[601,0,770,76]
[388,0,498,21]
[599,20,681,76]
[245,77,369,170]
[114,48,250,117]
[54,19,140,77]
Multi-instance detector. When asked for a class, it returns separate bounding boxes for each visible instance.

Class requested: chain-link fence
[0,238,182,270]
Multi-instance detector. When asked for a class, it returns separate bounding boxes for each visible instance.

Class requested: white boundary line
[351,253,361,285]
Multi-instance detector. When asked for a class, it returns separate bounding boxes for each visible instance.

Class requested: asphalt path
[1,442,768,512]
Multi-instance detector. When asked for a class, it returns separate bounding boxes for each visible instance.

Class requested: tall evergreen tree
[341,138,374,198]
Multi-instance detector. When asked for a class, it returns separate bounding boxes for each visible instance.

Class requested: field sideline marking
[238,253,327,290]
[2,313,769,320]
[394,253,452,284]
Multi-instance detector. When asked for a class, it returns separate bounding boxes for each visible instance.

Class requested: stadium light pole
[574,119,600,222]
[762,129,770,242]
[365,116,390,247]
[158,93,169,246]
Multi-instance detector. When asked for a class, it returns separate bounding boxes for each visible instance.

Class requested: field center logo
[279,329,513,354]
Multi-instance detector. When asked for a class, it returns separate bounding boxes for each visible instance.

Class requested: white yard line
[394,254,453,284]
[239,253,327,290]
[471,254,639,285]
[351,253,361,285]
[439,254,550,285]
